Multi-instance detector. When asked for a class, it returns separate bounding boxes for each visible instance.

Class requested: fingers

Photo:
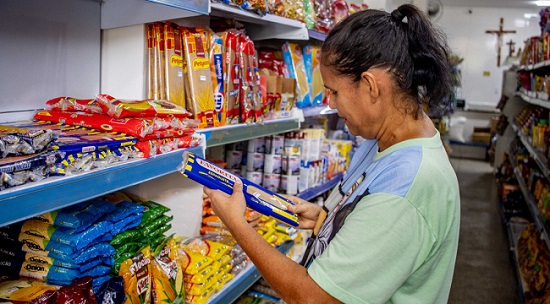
[282,194,308,206]
[288,202,310,214]
[203,186,229,201]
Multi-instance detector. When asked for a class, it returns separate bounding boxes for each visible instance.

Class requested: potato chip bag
[119,246,152,304]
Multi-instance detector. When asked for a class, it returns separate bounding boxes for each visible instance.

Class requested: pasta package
[164,22,186,108]
[303,44,324,106]
[119,246,152,304]
[210,33,226,126]
[182,27,220,128]
[178,151,299,227]
[154,22,167,100]
[147,23,157,99]
[221,30,241,125]
[282,42,311,108]
[96,94,192,119]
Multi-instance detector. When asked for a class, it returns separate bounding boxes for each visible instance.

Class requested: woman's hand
[285,196,322,230]
[204,181,247,229]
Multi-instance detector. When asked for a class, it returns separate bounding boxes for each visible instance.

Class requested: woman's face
[320,64,379,139]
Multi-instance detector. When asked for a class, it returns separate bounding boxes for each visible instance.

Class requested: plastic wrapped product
[178,151,299,227]
[238,34,256,124]
[282,42,311,108]
[150,237,185,304]
[45,96,103,114]
[0,125,55,158]
[33,200,116,230]
[95,94,192,119]
[95,276,125,304]
[210,33,226,126]
[0,279,57,302]
[220,30,241,125]
[54,276,96,303]
[118,246,152,304]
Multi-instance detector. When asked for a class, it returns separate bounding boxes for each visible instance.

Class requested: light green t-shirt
[308,134,460,303]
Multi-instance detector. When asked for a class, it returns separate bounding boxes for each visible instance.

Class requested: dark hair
[321,4,453,118]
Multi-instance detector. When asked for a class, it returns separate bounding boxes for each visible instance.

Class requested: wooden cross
[486,18,516,67]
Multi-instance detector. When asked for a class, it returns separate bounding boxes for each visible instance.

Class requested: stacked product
[147,22,300,127]
[0,200,120,291]
[179,236,235,303]
[34,95,200,158]
[0,123,61,189]
[495,152,531,223]
[517,224,550,303]
[515,106,550,162]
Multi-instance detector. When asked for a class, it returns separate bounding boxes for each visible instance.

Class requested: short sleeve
[307,193,436,304]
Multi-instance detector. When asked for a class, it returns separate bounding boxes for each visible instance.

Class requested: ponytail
[321,4,453,118]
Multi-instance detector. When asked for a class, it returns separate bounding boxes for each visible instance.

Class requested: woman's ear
[361,71,379,98]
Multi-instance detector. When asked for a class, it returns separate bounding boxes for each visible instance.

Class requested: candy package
[178,152,298,227]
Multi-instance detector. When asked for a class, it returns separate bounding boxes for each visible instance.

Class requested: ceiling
[394,0,545,8]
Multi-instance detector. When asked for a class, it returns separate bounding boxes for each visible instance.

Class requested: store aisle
[448,158,518,303]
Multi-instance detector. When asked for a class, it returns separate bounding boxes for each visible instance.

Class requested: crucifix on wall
[486,18,516,67]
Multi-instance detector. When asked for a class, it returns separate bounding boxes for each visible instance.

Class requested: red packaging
[239,35,255,124]
[46,97,103,114]
[222,31,241,125]
[34,110,153,139]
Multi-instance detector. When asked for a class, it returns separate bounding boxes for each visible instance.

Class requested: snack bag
[164,22,186,108]
[151,237,184,304]
[282,42,311,108]
[119,246,153,304]
[0,279,57,302]
[178,151,299,227]
[182,27,220,128]
[303,44,324,106]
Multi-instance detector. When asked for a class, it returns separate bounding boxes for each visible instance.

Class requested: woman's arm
[204,181,341,304]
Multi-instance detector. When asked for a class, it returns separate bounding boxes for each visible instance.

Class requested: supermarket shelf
[512,166,550,250]
[513,124,550,180]
[199,118,301,148]
[508,221,528,299]
[518,92,550,110]
[101,0,207,29]
[0,145,203,227]
[301,105,338,117]
[210,2,308,40]
[307,29,328,41]
[519,59,550,72]
[207,240,294,304]
[297,173,343,201]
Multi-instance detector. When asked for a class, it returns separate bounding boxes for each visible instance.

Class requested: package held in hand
[178,151,299,227]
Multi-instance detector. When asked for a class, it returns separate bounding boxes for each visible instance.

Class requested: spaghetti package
[182,27,219,128]
[147,23,158,99]
[303,44,324,106]
[282,42,311,108]
[0,125,55,158]
[221,30,241,125]
[119,246,152,304]
[96,94,192,119]
[164,22,186,108]
[210,33,226,126]
[178,152,299,227]
[154,22,167,100]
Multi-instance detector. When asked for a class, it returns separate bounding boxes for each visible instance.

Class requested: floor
[448,157,519,303]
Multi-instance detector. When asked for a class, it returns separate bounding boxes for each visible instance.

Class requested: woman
[204,4,460,303]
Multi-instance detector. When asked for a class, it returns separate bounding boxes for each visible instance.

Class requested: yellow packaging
[0,280,56,301]
[310,45,325,105]
[164,22,185,108]
[180,237,230,260]
[184,265,216,284]
[210,33,226,125]
[182,27,219,128]
[184,275,216,296]
[178,249,214,275]
[282,42,310,108]
[119,246,152,304]
[151,237,185,304]
[154,22,167,100]
[147,24,157,99]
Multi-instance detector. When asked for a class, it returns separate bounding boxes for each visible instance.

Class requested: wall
[435,6,539,108]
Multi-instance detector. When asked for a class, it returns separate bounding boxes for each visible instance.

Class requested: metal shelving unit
[207,241,293,304]
[297,173,343,201]
[518,92,550,110]
[507,220,528,300]
[301,105,338,117]
[199,118,301,148]
[0,145,203,227]
[512,166,550,250]
[512,124,550,180]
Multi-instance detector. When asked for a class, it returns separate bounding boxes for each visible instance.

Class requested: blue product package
[95,276,125,304]
[81,265,111,278]
[51,220,113,250]
[111,213,143,235]
[103,201,144,222]
[281,42,312,108]
[35,199,116,229]
[73,242,116,265]
[18,262,80,284]
[178,151,299,227]
[78,256,105,273]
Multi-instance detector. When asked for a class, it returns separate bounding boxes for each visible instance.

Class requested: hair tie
[391,9,405,24]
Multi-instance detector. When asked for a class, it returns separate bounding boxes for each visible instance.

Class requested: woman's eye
[330,90,337,95]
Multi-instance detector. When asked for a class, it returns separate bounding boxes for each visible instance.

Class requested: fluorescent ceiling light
[535,1,550,6]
